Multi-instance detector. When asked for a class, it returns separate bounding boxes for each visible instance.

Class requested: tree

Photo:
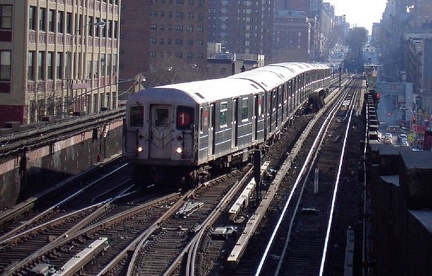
[344,27,368,72]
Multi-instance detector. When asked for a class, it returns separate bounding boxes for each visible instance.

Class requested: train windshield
[130,106,144,127]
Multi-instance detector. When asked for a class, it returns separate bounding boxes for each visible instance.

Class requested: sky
[327,0,387,33]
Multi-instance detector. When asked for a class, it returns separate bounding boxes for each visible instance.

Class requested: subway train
[123,62,333,187]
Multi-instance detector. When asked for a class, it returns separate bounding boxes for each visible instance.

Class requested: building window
[0,50,11,80]
[187,52,193,59]
[197,53,204,59]
[160,24,164,30]
[150,52,157,58]
[187,26,193,32]
[150,10,157,16]
[66,12,72,34]
[175,25,183,32]
[107,54,112,75]
[197,40,203,46]
[39,8,46,31]
[57,11,64,33]
[197,26,204,32]
[150,24,157,30]
[100,53,106,76]
[113,21,118,38]
[56,52,62,79]
[175,39,183,45]
[160,11,165,17]
[150,38,157,45]
[47,52,54,79]
[187,39,193,46]
[107,20,112,38]
[175,12,183,18]
[0,5,12,29]
[48,10,55,32]
[29,6,36,30]
[28,51,35,80]
[112,54,117,75]
[175,52,182,58]
[160,38,164,44]
[38,52,45,80]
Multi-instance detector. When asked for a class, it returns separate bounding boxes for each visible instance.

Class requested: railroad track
[230,77,364,275]
[0,77,362,275]
[0,162,134,274]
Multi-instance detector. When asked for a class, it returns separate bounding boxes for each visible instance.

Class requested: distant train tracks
[230,77,364,275]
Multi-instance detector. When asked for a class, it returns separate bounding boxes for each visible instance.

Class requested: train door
[149,104,173,159]
[255,94,264,141]
[208,103,215,156]
[232,98,238,148]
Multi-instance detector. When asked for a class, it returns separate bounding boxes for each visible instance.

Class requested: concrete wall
[0,120,123,208]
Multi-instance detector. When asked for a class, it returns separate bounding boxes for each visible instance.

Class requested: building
[0,0,121,128]
[272,10,311,62]
[274,0,334,61]
[207,0,273,60]
[119,0,208,90]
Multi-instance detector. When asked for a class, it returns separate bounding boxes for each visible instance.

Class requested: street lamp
[66,20,106,116]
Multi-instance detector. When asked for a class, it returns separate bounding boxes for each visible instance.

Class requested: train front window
[130,106,144,127]
[154,108,170,127]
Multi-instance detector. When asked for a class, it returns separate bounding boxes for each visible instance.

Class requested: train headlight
[137,146,143,153]
[175,147,183,154]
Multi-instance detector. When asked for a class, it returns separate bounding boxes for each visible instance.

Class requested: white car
[400,138,409,147]
[384,133,393,144]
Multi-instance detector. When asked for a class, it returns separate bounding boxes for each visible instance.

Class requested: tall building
[410,0,432,29]
[274,0,333,61]
[119,0,207,89]
[0,0,121,127]
[273,10,311,62]
[208,0,273,60]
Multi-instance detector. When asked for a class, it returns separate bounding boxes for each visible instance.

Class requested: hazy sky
[327,0,387,33]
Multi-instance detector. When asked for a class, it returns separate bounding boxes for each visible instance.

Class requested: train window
[241,98,248,120]
[257,95,263,116]
[130,106,144,127]
[154,108,169,127]
[220,102,227,126]
[201,107,208,131]
[177,105,194,130]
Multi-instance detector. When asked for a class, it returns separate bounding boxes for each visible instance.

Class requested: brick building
[207,0,273,60]
[119,0,208,90]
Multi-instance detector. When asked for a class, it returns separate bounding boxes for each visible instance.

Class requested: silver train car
[123,62,332,186]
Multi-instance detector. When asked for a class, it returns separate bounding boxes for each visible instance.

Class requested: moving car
[384,133,393,144]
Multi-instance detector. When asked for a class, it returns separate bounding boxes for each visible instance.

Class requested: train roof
[229,62,330,90]
[128,78,265,106]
